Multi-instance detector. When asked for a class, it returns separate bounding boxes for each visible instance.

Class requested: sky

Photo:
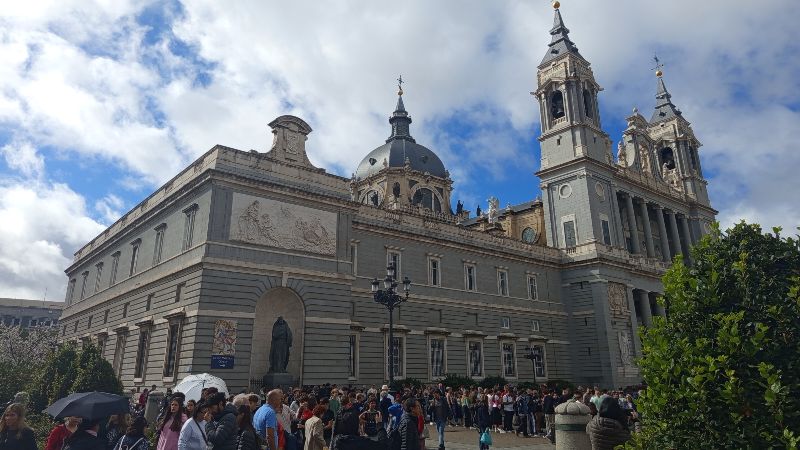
[1,0,799,301]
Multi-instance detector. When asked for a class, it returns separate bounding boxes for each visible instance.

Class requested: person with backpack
[106,415,128,450]
[473,399,490,450]
[206,393,239,450]
[112,418,148,450]
[397,398,420,450]
[178,401,208,450]
[234,405,258,450]
[514,391,529,437]
[63,419,105,450]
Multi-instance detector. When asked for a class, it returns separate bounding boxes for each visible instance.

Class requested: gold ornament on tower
[552,1,560,9]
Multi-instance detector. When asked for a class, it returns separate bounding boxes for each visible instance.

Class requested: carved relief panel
[608,282,630,317]
[231,193,337,256]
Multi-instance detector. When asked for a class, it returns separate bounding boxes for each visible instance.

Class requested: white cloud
[0,181,104,300]
[95,194,126,224]
[1,140,44,179]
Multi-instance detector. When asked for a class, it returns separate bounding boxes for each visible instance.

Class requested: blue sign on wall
[211,355,234,369]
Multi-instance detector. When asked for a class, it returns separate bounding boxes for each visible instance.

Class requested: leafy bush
[628,223,800,449]
[390,377,424,392]
[72,343,123,395]
[440,373,476,390]
[0,325,58,403]
[478,376,507,389]
[543,379,576,393]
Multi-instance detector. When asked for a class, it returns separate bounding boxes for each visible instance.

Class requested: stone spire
[387,76,416,143]
[540,1,582,66]
[650,70,683,123]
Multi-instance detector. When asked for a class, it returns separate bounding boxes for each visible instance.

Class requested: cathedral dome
[354,93,447,180]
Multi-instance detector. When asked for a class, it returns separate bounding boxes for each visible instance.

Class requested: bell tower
[535,1,611,171]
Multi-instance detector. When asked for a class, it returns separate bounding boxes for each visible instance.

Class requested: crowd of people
[0,382,642,450]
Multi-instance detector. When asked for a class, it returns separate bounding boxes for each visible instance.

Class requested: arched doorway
[249,288,305,384]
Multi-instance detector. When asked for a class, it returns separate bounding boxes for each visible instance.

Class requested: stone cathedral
[58,4,715,391]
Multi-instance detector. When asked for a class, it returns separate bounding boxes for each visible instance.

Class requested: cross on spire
[397,75,404,96]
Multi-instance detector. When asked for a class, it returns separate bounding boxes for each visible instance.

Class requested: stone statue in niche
[392,182,400,199]
[616,141,627,167]
[662,163,681,189]
[476,205,482,217]
[487,197,499,223]
[638,143,651,174]
[268,316,293,373]
[456,200,463,215]
[618,331,634,367]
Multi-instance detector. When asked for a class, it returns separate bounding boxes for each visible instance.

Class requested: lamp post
[371,263,410,386]
[524,345,542,386]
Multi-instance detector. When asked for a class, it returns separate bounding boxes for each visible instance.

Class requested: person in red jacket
[45,417,82,450]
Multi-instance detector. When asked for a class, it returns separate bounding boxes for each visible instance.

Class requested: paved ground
[423,424,553,450]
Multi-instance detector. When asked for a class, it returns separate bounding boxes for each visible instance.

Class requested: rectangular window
[94,263,104,293]
[97,336,107,357]
[145,294,152,311]
[468,341,483,377]
[153,224,166,265]
[129,240,140,277]
[531,344,546,378]
[113,333,126,376]
[464,264,476,291]
[122,302,129,319]
[430,338,445,378]
[163,322,181,378]
[103,309,109,324]
[73,321,78,332]
[564,220,577,247]
[497,270,509,296]
[531,319,541,332]
[501,316,510,329]
[87,315,93,329]
[388,336,404,378]
[428,258,440,287]
[387,251,401,279]
[527,275,538,300]
[79,271,89,300]
[110,252,121,285]
[134,328,150,379]
[183,205,198,251]
[502,342,516,377]
[350,244,358,276]
[601,219,612,245]
[348,335,358,378]
[66,279,76,304]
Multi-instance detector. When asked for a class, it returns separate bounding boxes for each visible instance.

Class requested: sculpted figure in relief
[638,143,651,174]
[608,282,628,315]
[616,141,627,167]
[618,331,634,367]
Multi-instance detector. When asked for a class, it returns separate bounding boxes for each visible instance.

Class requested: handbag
[479,431,492,446]
[421,427,430,439]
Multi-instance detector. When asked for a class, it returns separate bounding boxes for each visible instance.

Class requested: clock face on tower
[522,227,538,244]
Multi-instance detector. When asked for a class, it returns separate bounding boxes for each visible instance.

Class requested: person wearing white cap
[381,385,395,403]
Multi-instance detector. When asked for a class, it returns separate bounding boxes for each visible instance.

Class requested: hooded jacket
[206,404,239,450]
[397,413,419,450]
[585,397,630,450]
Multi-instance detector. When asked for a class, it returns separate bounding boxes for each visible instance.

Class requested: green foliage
[440,373,476,389]
[29,342,123,413]
[26,412,57,450]
[478,376,508,389]
[72,343,123,395]
[543,379,577,393]
[0,325,58,403]
[390,377,424,392]
[628,222,800,449]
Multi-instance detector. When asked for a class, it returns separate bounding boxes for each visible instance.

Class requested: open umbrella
[45,392,130,420]
[174,373,228,402]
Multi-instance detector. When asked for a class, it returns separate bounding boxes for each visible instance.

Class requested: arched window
[550,91,565,120]
[659,147,675,170]
[583,89,593,119]
[688,146,697,170]
[412,188,441,213]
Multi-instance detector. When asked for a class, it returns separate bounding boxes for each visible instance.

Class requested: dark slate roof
[540,8,582,66]
[355,94,447,179]
[650,76,683,123]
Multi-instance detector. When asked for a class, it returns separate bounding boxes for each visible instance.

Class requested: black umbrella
[45,392,130,420]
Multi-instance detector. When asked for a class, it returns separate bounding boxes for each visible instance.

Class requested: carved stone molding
[608,282,630,317]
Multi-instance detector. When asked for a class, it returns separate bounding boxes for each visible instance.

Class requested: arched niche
[249,287,306,383]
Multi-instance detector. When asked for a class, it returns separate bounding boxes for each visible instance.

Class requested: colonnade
[612,191,697,264]
[632,288,665,327]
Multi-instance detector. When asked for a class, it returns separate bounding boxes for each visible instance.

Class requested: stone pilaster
[638,199,655,258]
[624,194,641,254]
[654,205,671,262]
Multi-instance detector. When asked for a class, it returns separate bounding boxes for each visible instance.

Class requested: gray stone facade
[57,6,715,391]
[0,298,62,328]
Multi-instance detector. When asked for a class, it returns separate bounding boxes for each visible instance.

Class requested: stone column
[636,290,653,327]
[666,209,682,260]
[679,215,693,265]
[654,205,671,262]
[624,194,641,254]
[626,286,642,356]
[610,187,625,247]
[554,400,591,450]
[638,199,655,258]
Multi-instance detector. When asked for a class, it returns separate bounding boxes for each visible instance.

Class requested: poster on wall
[211,319,237,369]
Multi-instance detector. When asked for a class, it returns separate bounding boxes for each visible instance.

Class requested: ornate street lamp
[524,345,543,386]
[371,263,410,385]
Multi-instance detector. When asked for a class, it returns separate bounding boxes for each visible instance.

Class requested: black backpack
[387,427,402,450]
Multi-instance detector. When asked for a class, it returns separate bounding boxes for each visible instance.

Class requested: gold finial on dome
[397,75,404,96]
[552,1,560,9]
[655,69,663,77]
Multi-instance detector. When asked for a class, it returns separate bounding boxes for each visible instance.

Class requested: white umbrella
[174,373,229,402]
